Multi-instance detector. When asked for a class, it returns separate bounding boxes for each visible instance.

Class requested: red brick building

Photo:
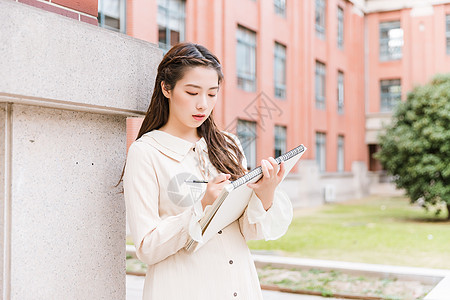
[21,0,450,201]
[121,0,450,179]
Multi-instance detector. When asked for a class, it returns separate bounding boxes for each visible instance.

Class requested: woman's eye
[186,92,198,96]
[209,94,217,97]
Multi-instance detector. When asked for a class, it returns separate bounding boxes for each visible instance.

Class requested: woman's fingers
[213,173,231,183]
[261,160,271,178]
[268,157,278,173]
[248,158,285,191]
[278,161,286,180]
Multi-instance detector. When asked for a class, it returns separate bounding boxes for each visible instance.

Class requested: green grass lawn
[247,195,450,269]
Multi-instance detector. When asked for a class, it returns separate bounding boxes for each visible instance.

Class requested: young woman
[123,42,293,299]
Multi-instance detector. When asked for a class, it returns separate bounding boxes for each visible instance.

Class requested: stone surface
[0,103,6,292]
[283,160,323,208]
[365,113,393,144]
[352,161,370,198]
[424,275,450,300]
[0,0,161,114]
[0,0,162,298]
[9,104,126,299]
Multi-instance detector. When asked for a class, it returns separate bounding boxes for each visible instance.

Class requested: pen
[185,180,209,183]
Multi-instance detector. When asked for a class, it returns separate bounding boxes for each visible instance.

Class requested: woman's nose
[196,94,208,110]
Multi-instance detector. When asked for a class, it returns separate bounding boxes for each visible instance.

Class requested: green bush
[375,74,450,219]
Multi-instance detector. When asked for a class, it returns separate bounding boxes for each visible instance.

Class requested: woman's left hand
[247,157,286,211]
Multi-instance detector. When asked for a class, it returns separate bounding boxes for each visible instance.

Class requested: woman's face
[162,66,219,132]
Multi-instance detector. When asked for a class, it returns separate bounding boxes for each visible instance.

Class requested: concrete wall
[1,0,161,298]
[8,104,126,299]
[282,160,373,208]
[0,103,6,296]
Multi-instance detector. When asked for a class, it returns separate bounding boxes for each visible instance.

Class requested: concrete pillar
[289,159,323,208]
[0,1,161,298]
[352,161,370,198]
[0,103,7,295]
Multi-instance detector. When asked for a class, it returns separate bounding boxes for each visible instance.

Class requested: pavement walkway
[125,249,450,300]
[126,274,344,300]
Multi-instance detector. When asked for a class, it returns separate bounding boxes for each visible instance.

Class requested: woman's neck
[159,124,201,143]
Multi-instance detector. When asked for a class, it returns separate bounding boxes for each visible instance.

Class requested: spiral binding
[231,144,306,189]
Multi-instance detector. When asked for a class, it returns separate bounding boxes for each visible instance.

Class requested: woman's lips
[192,114,205,121]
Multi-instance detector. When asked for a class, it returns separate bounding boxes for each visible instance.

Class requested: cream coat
[124,130,293,300]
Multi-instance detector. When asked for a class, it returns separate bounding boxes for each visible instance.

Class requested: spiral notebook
[185,144,307,252]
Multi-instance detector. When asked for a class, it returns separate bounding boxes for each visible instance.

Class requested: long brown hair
[132,42,246,180]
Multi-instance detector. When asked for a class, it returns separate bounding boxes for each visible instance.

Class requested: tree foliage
[375,74,450,219]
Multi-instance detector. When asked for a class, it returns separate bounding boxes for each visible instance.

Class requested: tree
[375,74,450,219]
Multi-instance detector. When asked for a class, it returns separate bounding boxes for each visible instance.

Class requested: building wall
[126,0,367,175]
[16,0,98,25]
[367,3,450,113]
[365,2,450,171]
[116,0,450,198]
[123,0,370,206]
[122,0,450,203]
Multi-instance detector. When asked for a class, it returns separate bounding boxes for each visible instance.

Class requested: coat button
[218,230,222,234]
[233,292,237,297]
[229,260,233,264]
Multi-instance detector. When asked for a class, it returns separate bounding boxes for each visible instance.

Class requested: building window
[337,6,344,49]
[446,15,450,54]
[237,26,257,92]
[158,0,186,52]
[98,0,126,33]
[237,120,257,170]
[379,21,403,61]
[380,79,401,112]
[337,71,344,114]
[337,135,344,172]
[274,125,287,158]
[316,132,326,172]
[315,0,326,39]
[315,61,326,109]
[274,0,286,17]
[274,42,287,99]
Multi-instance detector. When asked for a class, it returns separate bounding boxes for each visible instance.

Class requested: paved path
[126,275,343,300]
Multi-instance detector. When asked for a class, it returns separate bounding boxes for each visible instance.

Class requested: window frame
[236,120,257,170]
[157,0,186,52]
[337,6,344,49]
[274,42,287,99]
[236,25,257,92]
[274,0,286,18]
[315,0,326,39]
[446,14,450,54]
[379,21,403,61]
[315,61,326,110]
[98,0,127,33]
[380,79,401,112]
[337,135,344,172]
[316,132,327,172]
[274,125,287,158]
[337,70,344,114]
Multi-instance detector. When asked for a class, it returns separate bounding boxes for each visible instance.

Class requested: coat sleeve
[224,132,293,241]
[123,142,203,265]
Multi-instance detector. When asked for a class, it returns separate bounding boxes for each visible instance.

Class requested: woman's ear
[161,81,171,99]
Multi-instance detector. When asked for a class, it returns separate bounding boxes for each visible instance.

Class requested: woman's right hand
[201,173,231,210]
